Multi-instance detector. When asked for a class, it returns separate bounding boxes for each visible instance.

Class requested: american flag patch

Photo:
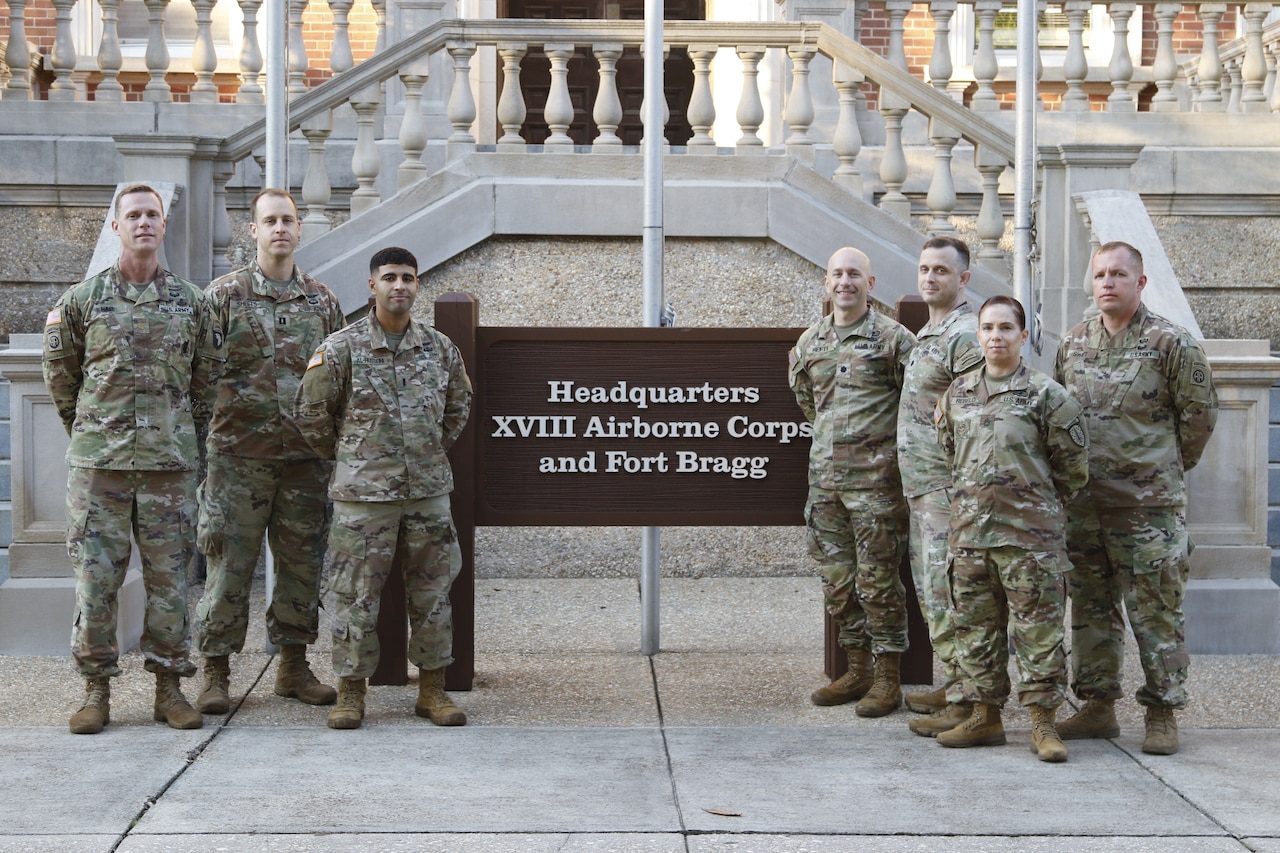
[307,350,325,369]
[46,308,62,325]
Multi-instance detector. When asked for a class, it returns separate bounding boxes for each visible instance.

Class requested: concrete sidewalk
[2,577,1278,852]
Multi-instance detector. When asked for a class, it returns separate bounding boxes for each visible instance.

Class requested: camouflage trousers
[907,489,960,695]
[805,487,909,654]
[1066,505,1191,709]
[951,546,1068,709]
[328,495,461,679]
[67,467,198,678]
[194,454,333,656]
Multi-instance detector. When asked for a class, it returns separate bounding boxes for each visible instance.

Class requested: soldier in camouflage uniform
[43,184,222,734]
[1053,241,1217,756]
[295,246,472,730]
[934,295,1089,762]
[192,189,346,715]
[790,246,915,718]
[896,236,984,736]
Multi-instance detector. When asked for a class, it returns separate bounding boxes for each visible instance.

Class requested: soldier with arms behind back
[295,246,473,729]
[1053,240,1217,756]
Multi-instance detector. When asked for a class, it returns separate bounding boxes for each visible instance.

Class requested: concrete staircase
[0,373,9,584]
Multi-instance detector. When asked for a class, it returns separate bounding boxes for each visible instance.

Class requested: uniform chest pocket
[1120,358,1165,410]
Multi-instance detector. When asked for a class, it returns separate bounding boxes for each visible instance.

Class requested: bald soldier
[790,247,916,717]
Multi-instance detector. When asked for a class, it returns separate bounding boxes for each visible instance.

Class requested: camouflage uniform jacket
[937,361,1089,550]
[205,261,345,460]
[42,264,219,471]
[897,303,983,498]
[789,309,915,494]
[1053,303,1217,508]
[295,313,472,502]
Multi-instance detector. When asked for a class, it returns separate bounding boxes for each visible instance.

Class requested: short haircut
[115,184,163,217]
[922,235,971,271]
[1096,240,1143,269]
[979,294,1026,330]
[370,246,418,274]
[251,187,298,221]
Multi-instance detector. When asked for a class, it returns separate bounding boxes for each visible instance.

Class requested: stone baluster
[685,44,718,153]
[926,117,959,234]
[96,0,125,101]
[328,0,355,74]
[878,0,912,220]
[592,43,625,151]
[974,145,1007,264]
[785,45,816,161]
[447,41,478,159]
[301,112,333,240]
[735,47,766,154]
[237,0,264,103]
[543,44,576,151]
[1271,44,1280,112]
[372,0,387,52]
[1226,57,1243,112]
[640,43,670,147]
[350,86,384,216]
[1196,4,1227,112]
[288,0,309,96]
[48,0,79,100]
[1240,3,1271,112]
[1150,3,1181,112]
[191,0,220,103]
[142,0,172,101]
[496,43,528,151]
[211,159,236,280]
[831,59,864,197]
[1106,2,1136,111]
[3,0,31,96]
[970,0,1002,111]
[1061,0,1091,111]
[1265,41,1277,111]
[398,57,431,188]
[928,0,956,93]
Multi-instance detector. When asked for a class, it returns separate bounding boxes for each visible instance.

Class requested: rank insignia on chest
[278,316,288,326]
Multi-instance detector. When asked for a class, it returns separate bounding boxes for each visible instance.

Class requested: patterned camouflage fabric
[43,263,219,677]
[1054,304,1217,709]
[791,309,915,653]
[295,313,472,678]
[937,360,1088,709]
[194,262,344,655]
[897,304,982,696]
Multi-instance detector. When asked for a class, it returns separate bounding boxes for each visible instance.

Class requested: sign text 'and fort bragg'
[474,328,813,526]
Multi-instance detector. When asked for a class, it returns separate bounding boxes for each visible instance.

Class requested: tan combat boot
[69,677,111,735]
[196,655,231,714]
[1056,698,1120,740]
[1030,705,1068,763]
[1142,705,1179,755]
[274,644,337,706]
[908,701,972,738]
[327,677,366,730]
[937,703,1006,748]
[904,685,947,715]
[855,652,903,718]
[153,672,204,730]
[810,648,873,707]
[415,667,467,726]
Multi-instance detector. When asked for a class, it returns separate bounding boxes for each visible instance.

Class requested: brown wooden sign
[473,327,811,526]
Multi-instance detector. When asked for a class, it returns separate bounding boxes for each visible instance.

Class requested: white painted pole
[640,0,664,656]
[1014,0,1037,348]
[264,0,288,189]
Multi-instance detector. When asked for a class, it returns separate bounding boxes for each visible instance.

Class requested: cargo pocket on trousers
[67,505,90,565]
[325,524,367,599]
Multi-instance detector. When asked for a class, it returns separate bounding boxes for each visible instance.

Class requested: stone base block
[1185,578,1280,654]
[0,569,144,656]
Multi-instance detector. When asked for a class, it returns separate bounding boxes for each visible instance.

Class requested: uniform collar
[249,259,304,301]
[918,302,974,339]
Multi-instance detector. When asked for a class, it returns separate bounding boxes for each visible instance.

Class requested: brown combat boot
[153,672,204,730]
[415,667,467,726]
[69,677,111,735]
[274,644,337,706]
[1056,698,1120,740]
[1142,705,1179,755]
[810,648,873,706]
[855,652,903,718]
[904,685,947,714]
[937,703,1006,748]
[908,701,972,738]
[1030,705,1068,763]
[196,655,231,714]
[327,678,366,730]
